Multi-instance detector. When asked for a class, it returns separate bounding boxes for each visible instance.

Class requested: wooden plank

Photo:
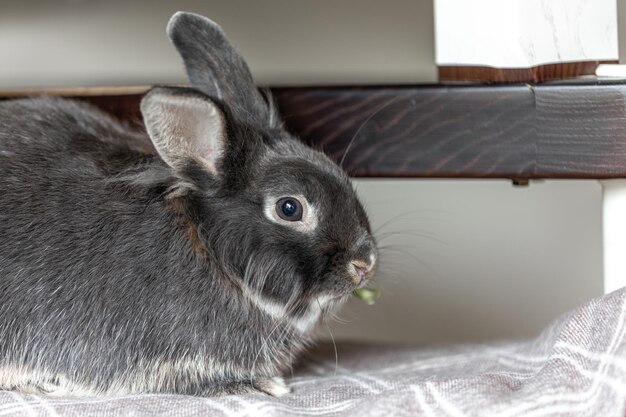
[272,85,537,178]
[0,86,150,97]
[535,84,626,178]
[273,82,626,179]
[3,82,626,179]
[438,61,614,84]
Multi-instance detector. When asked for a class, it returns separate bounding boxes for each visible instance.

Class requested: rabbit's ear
[167,11,269,126]
[141,87,226,175]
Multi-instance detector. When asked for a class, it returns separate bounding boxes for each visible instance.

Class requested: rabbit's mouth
[346,243,378,287]
[349,257,377,288]
[316,250,378,298]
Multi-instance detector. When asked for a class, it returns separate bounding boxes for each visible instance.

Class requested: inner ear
[167,11,271,127]
[140,87,226,175]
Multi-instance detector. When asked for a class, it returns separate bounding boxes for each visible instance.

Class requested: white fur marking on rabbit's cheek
[288,294,334,333]
[263,195,318,234]
[240,285,329,333]
[242,286,288,321]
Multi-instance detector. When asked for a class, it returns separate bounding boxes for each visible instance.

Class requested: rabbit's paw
[256,376,290,397]
[208,376,290,397]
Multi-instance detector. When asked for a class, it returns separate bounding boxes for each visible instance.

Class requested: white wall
[334,180,602,343]
[0,0,436,88]
[617,0,626,64]
[0,1,617,343]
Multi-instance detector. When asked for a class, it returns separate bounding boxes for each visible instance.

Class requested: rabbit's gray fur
[0,12,377,397]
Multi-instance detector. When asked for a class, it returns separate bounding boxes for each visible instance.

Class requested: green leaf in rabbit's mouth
[353,288,380,305]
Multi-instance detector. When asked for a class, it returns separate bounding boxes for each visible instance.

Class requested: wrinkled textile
[1,289,625,416]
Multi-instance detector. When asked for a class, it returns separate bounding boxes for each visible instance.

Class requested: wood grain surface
[271,82,626,179]
[3,82,626,179]
[438,61,615,83]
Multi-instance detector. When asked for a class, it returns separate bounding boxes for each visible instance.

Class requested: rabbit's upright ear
[167,12,270,127]
[141,87,226,176]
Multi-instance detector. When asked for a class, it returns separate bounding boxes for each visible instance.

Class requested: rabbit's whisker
[375,230,448,245]
[339,98,399,169]
[318,298,339,376]
[373,208,451,235]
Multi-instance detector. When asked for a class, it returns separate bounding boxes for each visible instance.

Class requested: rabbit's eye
[276,197,303,221]
[264,194,316,232]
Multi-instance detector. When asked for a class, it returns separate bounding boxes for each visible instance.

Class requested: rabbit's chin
[288,293,350,334]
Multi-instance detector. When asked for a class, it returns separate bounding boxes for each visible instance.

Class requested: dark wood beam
[3,81,626,179]
[271,82,626,179]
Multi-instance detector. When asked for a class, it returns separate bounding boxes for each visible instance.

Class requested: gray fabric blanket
[1,288,625,416]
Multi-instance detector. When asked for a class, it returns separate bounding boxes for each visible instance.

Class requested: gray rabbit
[0,12,377,397]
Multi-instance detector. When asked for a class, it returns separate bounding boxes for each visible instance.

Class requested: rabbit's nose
[348,232,378,284]
[351,261,370,281]
[349,252,377,285]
